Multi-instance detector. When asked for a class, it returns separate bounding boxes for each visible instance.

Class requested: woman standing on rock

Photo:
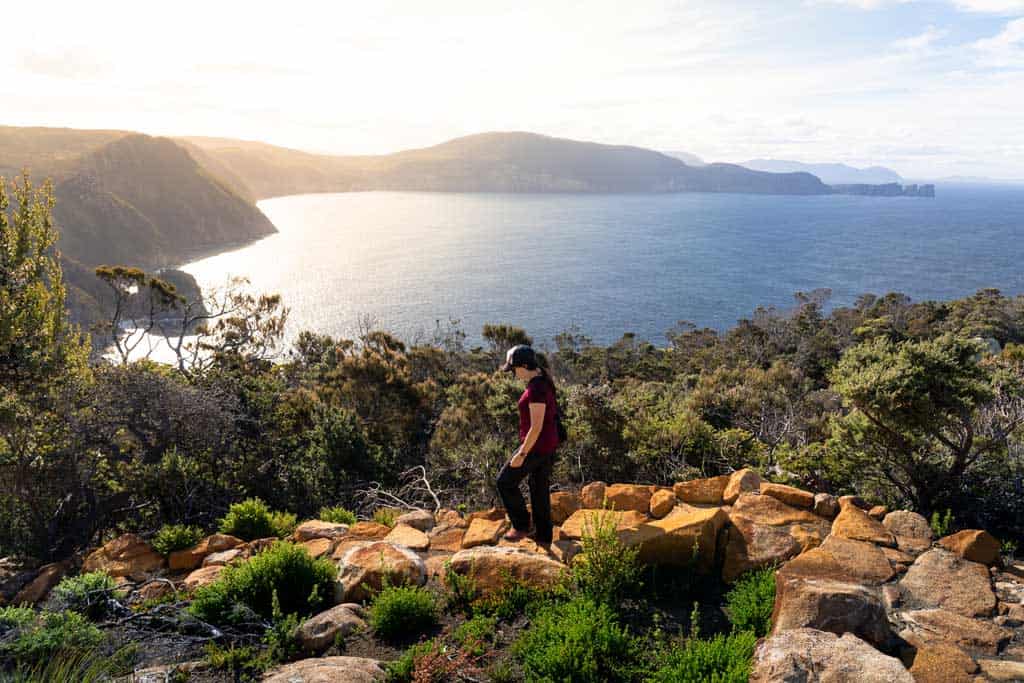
[496,345,563,545]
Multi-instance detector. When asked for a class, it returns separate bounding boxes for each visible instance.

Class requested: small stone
[293,520,350,543]
[550,491,582,524]
[649,489,676,518]
[183,565,224,592]
[882,510,933,555]
[812,492,839,519]
[831,503,896,547]
[868,505,888,520]
[760,482,814,509]
[384,524,430,551]
[169,533,244,571]
[335,542,426,603]
[428,525,465,552]
[347,521,392,540]
[723,468,761,505]
[203,548,247,566]
[434,508,467,528]
[298,538,333,559]
[296,604,366,653]
[674,474,731,505]
[580,481,607,508]
[938,530,1002,567]
[461,518,509,549]
[394,509,434,532]
[838,495,871,510]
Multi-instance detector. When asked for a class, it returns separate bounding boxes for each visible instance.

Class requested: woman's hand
[509,450,526,468]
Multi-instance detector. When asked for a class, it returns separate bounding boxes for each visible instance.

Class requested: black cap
[500,344,537,372]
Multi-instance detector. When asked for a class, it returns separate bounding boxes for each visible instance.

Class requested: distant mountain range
[181,132,831,199]
[739,159,903,185]
[1,126,936,330]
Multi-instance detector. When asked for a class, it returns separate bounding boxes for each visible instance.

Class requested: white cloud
[891,25,950,53]
[951,0,1024,13]
[973,17,1024,66]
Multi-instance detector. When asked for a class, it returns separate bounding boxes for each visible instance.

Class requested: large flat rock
[900,608,1013,655]
[900,548,997,617]
[722,493,831,582]
[772,576,896,649]
[632,504,728,572]
[779,535,895,585]
[334,542,425,603]
[750,628,913,682]
[262,656,384,682]
[448,546,565,593]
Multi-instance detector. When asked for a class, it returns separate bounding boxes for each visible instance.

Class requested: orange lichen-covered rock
[83,534,164,580]
[674,474,730,505]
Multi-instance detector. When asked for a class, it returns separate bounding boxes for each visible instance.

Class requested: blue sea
[180,185,1024,348]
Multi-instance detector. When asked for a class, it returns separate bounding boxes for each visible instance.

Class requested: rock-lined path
[7,468,1022,681]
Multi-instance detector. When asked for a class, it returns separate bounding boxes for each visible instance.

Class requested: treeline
[2,174,1022,563]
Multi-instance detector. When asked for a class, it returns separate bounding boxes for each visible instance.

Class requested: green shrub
[218,498,296,541]
[453,614,497,657]
[567,508,641,607]
[930,508,953,537]
[151,524,204,555]
[724,566,776,637]
[270,510,299,538]
[472,572,553,620]
[513,597,638,682]
[646,630,757,683]
[0,606,36,631]
[369,583,439,641]
[0,610,105,663]
[443,560,479,615]
[385,639,440,682]
[373,507,400,528]
[50,571,119,621]
[318,506,357,525]
[189,541,334,624]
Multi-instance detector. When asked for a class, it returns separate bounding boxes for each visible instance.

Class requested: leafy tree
[0,173,91,558]
[825,333,1024,513]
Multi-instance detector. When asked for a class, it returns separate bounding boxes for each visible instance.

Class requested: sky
[2,0,1023,179]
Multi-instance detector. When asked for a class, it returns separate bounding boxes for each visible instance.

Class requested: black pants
[496,450,554,543]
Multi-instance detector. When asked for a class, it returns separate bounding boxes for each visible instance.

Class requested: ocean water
[180,185,1024,348]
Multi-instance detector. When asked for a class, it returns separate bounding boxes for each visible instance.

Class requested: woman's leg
[527,455,554,543]
[496,460,531,532]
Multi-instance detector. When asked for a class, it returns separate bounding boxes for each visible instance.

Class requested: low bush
[50,571,119,621]
[369,583,439,641]
[385,639,440,682]
[472,572,553,620]
[151,524,204,555]
[646,630,758,683]
[930,508,954,537]
[0,610,105,663]
[6,647,134,682]
[318,505,357,525]
[373,507,400,528]
[453,614,497,657]
[513,597,639,682]
[189,541,335,624]
[724,566,776,637]
[566,508,641,607]
[218,498,297,541]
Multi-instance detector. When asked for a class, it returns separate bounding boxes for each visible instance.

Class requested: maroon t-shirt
[518,376,560,454]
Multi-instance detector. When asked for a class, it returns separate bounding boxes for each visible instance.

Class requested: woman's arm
[512,402,547,465]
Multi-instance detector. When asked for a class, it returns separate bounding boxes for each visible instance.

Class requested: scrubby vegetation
[369,583,440,641]
[151,524,205,556]
[189,542,335,624]
[2,173,1023,678]
[49,572,120,621]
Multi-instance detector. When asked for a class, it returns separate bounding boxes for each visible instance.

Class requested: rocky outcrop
[448,546,564,592]
[722,493,830,582]
[760,482,814,509]
[461,518,509,549]
[771,577,896,649]
[335,542,426,603]
[83,534,164,581]
[293,521,350,543]
[899,548,996,617]
[938,529,1001,567]
[394,509,434,532]
[649,489,675,518]
[603,484,654,513]
[559,509,648,540]
[750,628,914,682]
[907,642,979,683]
[881,510,933,555]
[899,608,1012,654]
[383,524,430,551]
[634,504,729,572]
[262,656,385,683]
[831,501,896,547]
[170,534,244,571]
[580,481,606,509]
[549,492,581,524]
